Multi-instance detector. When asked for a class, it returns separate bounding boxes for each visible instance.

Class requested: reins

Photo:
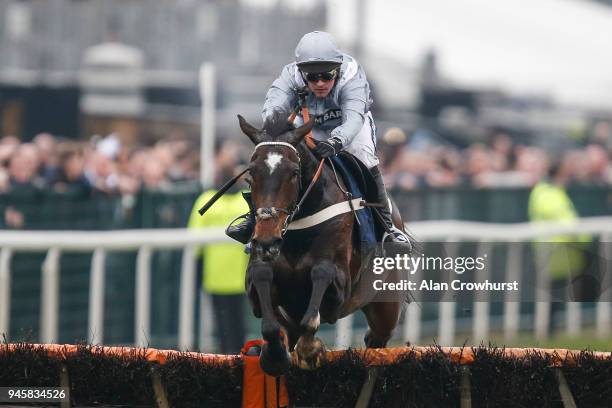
[281,104,326,232]
[198,100,327,234]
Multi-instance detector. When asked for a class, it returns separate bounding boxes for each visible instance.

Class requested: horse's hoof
[259,343,291,377]
[294,336,326,370]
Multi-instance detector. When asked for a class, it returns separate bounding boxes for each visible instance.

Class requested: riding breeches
[339,111,379,168]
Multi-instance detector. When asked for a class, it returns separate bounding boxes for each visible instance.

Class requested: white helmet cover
[295,31,343,73]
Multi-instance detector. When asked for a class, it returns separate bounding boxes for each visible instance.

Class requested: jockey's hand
[313,137,343,159]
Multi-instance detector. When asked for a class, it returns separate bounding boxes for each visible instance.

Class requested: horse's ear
[238,114,262,144]
[288,119,314,146]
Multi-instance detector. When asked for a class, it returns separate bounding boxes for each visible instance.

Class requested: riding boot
[225,191,255,244]
[369,166,411,244]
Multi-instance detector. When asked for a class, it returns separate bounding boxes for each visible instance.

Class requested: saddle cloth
[328,153,382,244]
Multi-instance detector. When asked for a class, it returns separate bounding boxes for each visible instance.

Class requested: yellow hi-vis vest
[188,190,249,294]
[528,181,590,280]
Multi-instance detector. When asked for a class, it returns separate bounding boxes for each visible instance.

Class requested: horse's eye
[245,177,253,186]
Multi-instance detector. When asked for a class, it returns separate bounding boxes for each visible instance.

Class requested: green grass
[491,332,612,352]
[391,328,612,352]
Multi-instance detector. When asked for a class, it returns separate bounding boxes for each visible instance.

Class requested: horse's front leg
[295,260,337,370]
[249,260,290,376]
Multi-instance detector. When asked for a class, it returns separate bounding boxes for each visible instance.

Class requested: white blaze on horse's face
[264,152,283,175]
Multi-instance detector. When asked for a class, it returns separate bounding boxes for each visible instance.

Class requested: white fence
[0,217,611,350]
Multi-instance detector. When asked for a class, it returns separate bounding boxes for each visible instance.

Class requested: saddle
[335,152,379,204]
[327,152,385,243]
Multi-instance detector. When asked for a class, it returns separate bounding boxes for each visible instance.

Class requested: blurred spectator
[528,156,598,333]
[0,135,20,168]
[425,147,462,187]
[214,140,249,185]
[53,142,92,196]
[8,143,44,190]
[379,127,408,170]
[4,143,44,229]
[592,121,612,149]
[33,133,60,184]
[514,146,548,186]
[585,144,612,184]
[84,150,119,194]
[387,148,429,190]
[465,144,493,187]
[188,149,249,353]
[141,159,171,191]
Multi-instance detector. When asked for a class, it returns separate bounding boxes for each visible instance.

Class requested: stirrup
[382,227,412,246]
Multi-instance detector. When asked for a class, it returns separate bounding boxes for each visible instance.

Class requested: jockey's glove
[313,136,343,159]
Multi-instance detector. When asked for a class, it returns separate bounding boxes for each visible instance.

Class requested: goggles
[302,69,338,83]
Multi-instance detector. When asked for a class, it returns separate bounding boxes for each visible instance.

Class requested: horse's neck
[297,143,344,216]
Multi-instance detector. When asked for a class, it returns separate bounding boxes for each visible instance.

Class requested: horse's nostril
[252,237,282,260]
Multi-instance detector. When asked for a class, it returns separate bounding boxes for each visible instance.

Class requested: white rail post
[199,62,216,189]
[0,248,13,338]
[200,292,216,352]
[473,241,492,344]
[41,247,61,343]
[135,246,152,347]
[439,240,458,346]
[335,314,354,349]
[403,242,423,345]
[178,245,197,350]
[88,248,106,345]
[566,300,581,337]
[404,301,421,345]
[597,234,611,338]
[534,243,551,340]
[504,242,522,341]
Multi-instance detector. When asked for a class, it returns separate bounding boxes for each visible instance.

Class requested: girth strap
[286,198,365,231]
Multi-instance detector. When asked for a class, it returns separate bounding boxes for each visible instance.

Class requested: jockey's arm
[330,72,370,147]
[262,65,298,122]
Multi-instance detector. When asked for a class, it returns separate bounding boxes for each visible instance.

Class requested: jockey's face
[303,70,337,98]
[307,78,335,98]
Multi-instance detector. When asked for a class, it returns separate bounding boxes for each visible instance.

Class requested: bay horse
[238,112,409,376]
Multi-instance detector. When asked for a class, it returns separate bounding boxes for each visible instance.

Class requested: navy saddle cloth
[328,153,382,244]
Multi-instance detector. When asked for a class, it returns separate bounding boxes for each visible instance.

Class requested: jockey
[227,31,410,244]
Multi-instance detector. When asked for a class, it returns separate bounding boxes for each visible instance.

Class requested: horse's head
[238,112,314,261]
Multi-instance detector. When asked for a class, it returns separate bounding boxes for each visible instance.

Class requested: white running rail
[0,217,610,349]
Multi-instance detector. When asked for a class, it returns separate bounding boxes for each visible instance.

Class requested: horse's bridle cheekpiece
[252,141,302,235]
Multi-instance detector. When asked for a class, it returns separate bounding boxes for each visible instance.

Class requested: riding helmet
[295,31,343,74]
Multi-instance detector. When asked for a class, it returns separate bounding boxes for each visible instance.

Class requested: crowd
[2,122,612,205]
[378,124,612,190]
[0,132,201,197]
[0,132,202,228]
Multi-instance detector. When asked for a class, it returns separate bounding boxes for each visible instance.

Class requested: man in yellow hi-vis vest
[528,158,597,310]
[188,189,250,353]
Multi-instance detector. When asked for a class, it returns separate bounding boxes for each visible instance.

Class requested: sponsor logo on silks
[315,109,343,125]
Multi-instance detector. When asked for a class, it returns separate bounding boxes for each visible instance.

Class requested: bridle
[197,99,326,231]
[249,97,327,236]
[251,140,324,236]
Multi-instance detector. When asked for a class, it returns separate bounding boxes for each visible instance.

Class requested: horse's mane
[262,110,295,139]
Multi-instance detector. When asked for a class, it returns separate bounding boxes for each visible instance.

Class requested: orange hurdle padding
[2,343,609,368]
[1,343,239,366]
[324,346,612,367]
[241,339,289,408]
